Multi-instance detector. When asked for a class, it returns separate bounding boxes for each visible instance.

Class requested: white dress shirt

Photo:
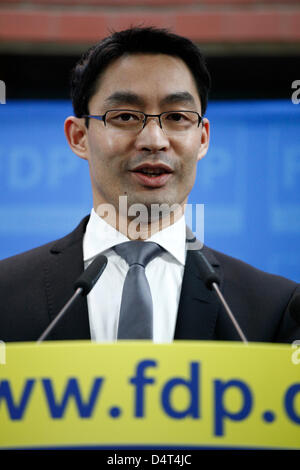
[83,208,186,343]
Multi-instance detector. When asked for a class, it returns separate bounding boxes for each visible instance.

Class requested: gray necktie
[114,241,163,339]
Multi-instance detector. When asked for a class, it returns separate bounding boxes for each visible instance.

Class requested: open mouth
[134,167,171,177]
[130,163,173,187]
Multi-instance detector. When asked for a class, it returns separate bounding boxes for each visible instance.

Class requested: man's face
[67,53,209,218]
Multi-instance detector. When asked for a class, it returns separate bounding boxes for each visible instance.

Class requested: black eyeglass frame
[82,109,203,131]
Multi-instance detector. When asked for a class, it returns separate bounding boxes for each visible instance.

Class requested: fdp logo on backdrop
[0,102,91,244]
[193,120,248,236]
[267,110,300,233]
[266,105,300,276]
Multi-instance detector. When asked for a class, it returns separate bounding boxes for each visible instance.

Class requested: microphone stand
[194,250,249,344]
[212,282,248,344]
[37,253,108,343]
[37,287,83,343]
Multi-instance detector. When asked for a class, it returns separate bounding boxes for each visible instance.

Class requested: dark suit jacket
[0,216,299,343]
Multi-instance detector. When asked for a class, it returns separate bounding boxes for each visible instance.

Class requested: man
[0,27,299,343]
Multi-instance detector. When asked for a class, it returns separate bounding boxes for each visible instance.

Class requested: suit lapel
[174,229,222,340]
[43,216,91,340]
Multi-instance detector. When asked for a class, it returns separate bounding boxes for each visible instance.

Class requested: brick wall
[0,0,300,45]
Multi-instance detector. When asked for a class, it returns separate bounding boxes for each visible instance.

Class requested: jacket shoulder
[0,215,89,275]
[210,247,298,290]
[204,247,300,342]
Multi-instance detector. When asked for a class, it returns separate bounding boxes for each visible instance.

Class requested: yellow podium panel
[0,341,299,449]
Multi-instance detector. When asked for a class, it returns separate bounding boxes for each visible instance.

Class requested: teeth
[140,168,164,175]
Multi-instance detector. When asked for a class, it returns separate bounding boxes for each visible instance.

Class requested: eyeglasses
[83,109,202,135]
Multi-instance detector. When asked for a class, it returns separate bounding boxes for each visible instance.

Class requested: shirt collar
[83,208,186,265]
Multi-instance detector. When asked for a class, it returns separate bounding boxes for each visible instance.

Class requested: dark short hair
[70,27,211,119]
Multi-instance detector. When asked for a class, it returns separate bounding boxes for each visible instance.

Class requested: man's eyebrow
[103,90,198,109]
[104,91,145,107]
[160,92,197,107]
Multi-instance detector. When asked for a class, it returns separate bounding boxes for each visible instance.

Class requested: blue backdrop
[0,100,299,281]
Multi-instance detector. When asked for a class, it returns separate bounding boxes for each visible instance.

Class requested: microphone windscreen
[194,250,220,290]
[74,254,108,295]
[289,294,300,326]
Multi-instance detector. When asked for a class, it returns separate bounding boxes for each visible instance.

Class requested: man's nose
[134,118,170,152]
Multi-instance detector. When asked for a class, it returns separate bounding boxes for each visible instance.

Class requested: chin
[128,194,183,220]
[130,186,174,203]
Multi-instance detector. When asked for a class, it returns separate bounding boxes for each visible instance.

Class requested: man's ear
[64,116,88,160]
[197,117,210,161]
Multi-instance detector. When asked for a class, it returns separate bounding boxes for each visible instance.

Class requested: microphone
[289,294,300,326]
[194,250,248,344]
[37,254,108,343]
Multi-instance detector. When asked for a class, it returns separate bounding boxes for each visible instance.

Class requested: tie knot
[114,241,163,267]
